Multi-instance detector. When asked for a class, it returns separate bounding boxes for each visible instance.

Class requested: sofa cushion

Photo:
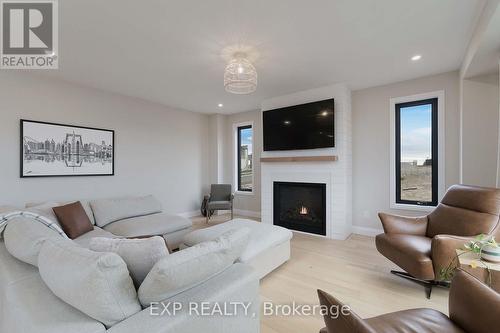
[38,239,141,327]
[138,228,250,307]
[26,200,96,225]
[183,219,292,263]
[375,233,435,280]
[25,202,61,225]
[73,226,118,248]
[90,195,162,227]
[53,201,94,239]
[0,243,106,333]
[3,216,63,266]
[103,213,192,238]
[89,236,169,288]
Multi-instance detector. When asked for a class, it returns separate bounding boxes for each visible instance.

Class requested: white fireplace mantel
[260,83,352,240]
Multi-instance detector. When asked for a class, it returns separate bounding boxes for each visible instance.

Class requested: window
[237,124,253,192]
[395,98,438,206]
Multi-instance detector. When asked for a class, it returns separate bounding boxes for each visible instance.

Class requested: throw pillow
[4,216,62,266]
[53,201,94,239]
[38,238,141,327]
[89,236,169,288]
[138,227,250,307]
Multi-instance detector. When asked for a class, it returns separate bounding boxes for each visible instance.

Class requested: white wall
[462,77,499,187]
[0,73,209,214]
[352,71,460,230]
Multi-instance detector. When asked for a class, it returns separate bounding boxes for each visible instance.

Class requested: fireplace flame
[299,206,308,215]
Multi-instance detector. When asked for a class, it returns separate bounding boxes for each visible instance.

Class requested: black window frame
[237,124,253,192]
[395,98,438,207]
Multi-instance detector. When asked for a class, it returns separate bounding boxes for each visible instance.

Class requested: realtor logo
[1,0,58,69]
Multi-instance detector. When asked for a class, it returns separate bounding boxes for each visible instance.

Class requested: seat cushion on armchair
[375,234,434,280]
[103,213,192,238]
[207,200,232,210]
[366,308,465,333]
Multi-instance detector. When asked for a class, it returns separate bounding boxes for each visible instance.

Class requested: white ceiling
[463,2,500,79]
[41,0,484,114]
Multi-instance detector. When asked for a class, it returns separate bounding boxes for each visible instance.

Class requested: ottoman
[181,219,293,279]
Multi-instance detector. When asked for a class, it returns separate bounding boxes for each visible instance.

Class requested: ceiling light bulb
[321,111,328,116]
[218,103,223,108]
[284,120,291,125]
[237,65,244,74]
[411,55,422,61]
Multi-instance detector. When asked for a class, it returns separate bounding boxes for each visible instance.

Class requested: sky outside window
[400,104,432,165]
[240,127,252,155]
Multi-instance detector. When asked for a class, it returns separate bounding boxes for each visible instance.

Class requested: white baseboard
[234,209,261,218]
[178,209,262,219]
[177,210,200,218]
[351,226,383,237]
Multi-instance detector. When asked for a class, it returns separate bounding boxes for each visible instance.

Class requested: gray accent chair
[205,184,234,223]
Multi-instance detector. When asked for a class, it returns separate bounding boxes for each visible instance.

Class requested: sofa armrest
[449,269,500,333]
[431,235,474,280]
[378,213,428,236]
[108,264,259,333]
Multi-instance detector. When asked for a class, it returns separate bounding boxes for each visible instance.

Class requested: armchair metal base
[390,270,450,299]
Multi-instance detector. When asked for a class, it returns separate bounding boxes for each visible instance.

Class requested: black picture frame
[20,119,115,178]
[395,98,438,206]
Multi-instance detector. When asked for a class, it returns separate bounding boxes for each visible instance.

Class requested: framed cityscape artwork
[20,119,114,177]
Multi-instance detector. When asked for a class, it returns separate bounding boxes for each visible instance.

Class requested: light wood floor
[191,214,448,333]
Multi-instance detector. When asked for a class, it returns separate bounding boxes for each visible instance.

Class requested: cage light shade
[224,57,257,94]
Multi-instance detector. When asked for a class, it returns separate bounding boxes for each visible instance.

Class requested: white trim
[235,190,254,196]
[351,226,384,237]
[389,90,446,211]
[177,210,200,218]
[233,209,261,218]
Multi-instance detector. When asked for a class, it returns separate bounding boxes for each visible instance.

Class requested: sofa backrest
[26,200,96,225]
[90,195,162,228]
[427,185,500,238]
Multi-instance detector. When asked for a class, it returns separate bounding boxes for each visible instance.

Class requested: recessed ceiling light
[411,54,422,61]
[321,111,328,116]
[284,120,291,125]
[218,103,223,108]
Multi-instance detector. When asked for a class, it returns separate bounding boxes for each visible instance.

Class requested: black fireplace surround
[273,181,326,236]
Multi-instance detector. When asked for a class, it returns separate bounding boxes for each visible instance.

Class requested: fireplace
[273,181,326,236]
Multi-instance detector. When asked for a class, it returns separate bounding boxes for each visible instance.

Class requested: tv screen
[263,98,334,151]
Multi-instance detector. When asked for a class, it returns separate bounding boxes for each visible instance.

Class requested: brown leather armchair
[318,270,500,333]
[376,184,500,298]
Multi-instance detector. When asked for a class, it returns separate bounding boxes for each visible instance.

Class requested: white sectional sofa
[0,197,261,333]
[26,195,193,249]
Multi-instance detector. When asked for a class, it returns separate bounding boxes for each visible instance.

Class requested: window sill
[235,191,254,196]
[390,202,436,212]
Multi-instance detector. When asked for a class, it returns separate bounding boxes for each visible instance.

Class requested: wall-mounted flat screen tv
[263,98,334,151]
